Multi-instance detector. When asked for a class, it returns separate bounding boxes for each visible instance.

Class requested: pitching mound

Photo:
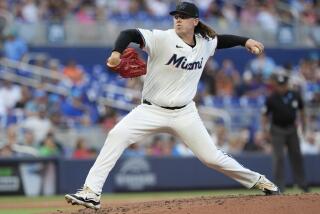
[71,193,320,214]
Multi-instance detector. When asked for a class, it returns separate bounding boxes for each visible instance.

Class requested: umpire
[262,73,308,192]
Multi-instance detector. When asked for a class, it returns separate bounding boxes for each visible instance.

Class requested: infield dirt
[64,193,320,214]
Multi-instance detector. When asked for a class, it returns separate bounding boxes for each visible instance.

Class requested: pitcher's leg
[84,127,132,194]
[171,108,260,188]
[85,105,166,194]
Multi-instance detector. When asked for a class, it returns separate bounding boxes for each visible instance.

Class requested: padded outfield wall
[57,154,320,194]
[0,154,319,196]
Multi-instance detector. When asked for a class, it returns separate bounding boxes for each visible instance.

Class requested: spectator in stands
[145,0,170,17]
[146,134,177,157]
[0,125,39,157]
[21,0,40,23]
[221,59,240,82]
[123,143,145,157]
[200,60,218,96]
[24,89,48,116]
[38,132,64,157]
[3,31,28,61]
[45,0,68,22]
[75,1,96,24]
[171,141,194,157]
[20,104,53,144]
[262,73,309,192]
[284,63,306,94]
[0,144,13,157]
[236,71,266,98]
[14,85,32,110]
[62,59,85,86]
[297,56,320,104]
[47,93,63,122]
[248,52,276,80]
[147,135,165,156]
[239,1,258,30]
[228,128,250,154]
[72,137,93,159]
[211,59,240,97]
[127,0,145,17]
[161,135,176,156]
[204,1,224,21]
[300,130,320,155]
[299,1,317,26]
[22,128,37,149]
[256,3,278,37]
[221,2,238,28]
[277,9,295,45]
[244,130,271,154]
[0,96,6,116]
[0,80,22,113]
[46,59,72,90]
[214,67,235,96]
[99,107,118,132]
[211,123,230,153]
[61,89,91,127]
[0,0,14,40]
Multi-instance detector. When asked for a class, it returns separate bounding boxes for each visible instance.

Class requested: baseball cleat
[254,175,281,195]
[65,186,101,210]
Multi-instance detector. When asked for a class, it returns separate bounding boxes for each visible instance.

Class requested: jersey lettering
[165,54,203,70]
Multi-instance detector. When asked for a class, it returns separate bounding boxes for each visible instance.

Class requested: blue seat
[247,97,263,108]
[212,96,225,108]
[229,97,241,108]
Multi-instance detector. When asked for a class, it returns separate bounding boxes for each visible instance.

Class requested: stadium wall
[57,154,320,194]
[1,155,319,195]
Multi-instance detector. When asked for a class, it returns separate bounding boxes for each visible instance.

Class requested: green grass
[0,187,319,214]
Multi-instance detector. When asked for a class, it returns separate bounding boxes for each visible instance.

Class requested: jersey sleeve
[137,28,159,58]
[208,36,218,56]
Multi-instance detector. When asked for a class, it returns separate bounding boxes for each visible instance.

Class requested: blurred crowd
[0,50,319,159]
[0,0,319,45]
[0,0,320,159]
[0,0,318,25]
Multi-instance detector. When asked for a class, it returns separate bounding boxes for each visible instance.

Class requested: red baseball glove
[108,48,146,78]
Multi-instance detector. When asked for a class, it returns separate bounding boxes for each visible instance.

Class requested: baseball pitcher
[65,2,280,209]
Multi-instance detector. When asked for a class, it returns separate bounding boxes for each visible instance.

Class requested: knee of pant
[107,127,131,144]
[200,156,220,168]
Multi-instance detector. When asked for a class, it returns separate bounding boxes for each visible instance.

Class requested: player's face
[173,14,199,36]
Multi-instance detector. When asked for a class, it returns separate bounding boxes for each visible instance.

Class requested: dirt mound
[70,193,320,214]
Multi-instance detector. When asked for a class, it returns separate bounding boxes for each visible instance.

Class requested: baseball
[252,46,261,55]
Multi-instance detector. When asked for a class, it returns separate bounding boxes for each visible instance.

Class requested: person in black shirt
[262,73,308,192]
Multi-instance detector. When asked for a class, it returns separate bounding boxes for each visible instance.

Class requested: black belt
[143,99,186,110]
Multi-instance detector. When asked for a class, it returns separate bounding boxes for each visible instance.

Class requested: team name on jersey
[165,54,203,71]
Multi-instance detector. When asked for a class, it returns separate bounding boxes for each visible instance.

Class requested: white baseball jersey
[83,28,264,196]
[137,28,217,107]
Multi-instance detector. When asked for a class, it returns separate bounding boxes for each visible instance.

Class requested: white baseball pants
[85,102,261,194]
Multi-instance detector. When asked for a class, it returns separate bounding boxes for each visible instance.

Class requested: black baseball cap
[169,2,199,18]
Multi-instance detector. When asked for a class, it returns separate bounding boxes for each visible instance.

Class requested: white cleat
[254,175,281,195]
[65,186,101,210]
